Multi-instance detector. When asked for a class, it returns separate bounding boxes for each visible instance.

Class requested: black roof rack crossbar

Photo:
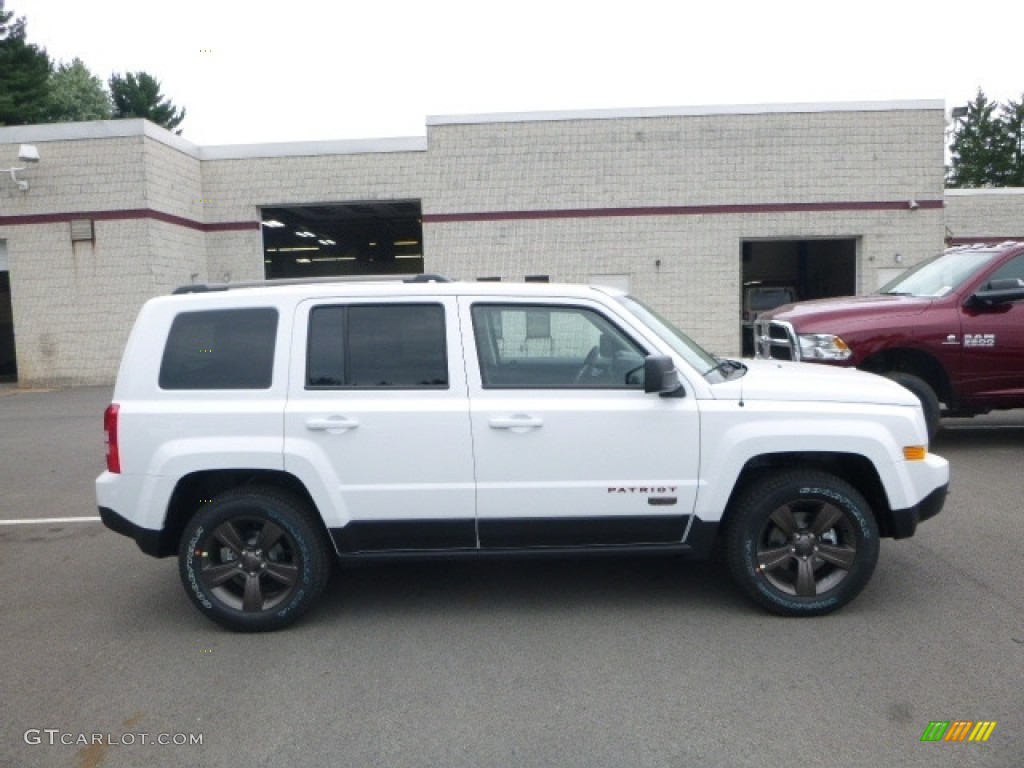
[173,273,455,294]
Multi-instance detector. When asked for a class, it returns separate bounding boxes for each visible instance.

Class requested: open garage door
[741,238,857,355]
[0,241,15,382]
[262,200,423,279]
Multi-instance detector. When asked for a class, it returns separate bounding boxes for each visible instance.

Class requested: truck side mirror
[968,278,1024,307]
[644,355,685,396]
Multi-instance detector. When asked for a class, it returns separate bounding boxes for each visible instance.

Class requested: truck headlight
[797,333,852,361]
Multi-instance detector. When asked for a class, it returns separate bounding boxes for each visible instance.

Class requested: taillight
[104,403,120,473]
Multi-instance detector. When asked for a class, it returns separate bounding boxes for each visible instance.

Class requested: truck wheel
[179,487,330,632]
[884,372,941,440]
[724,471,879,617]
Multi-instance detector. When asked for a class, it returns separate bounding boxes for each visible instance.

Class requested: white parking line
[0,516,102,525]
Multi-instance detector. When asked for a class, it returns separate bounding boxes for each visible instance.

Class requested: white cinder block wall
[1,102,1020,386]
[422,104,947,354]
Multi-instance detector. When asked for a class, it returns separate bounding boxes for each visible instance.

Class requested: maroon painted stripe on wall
[422,199,944,223]
[0,208,258,232]
[948,236,1024,245]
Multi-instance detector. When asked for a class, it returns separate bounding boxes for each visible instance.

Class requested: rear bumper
[886,482,948,539]
[99,506,169,558]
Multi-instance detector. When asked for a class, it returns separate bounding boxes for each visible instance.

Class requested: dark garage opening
[262,200,424,279]
[0,272,16,382]
[741,238,857,355]
[0,240,16,382]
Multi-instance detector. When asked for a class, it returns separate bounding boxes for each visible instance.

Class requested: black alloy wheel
[179,488,330,632]
[725,471,879,616]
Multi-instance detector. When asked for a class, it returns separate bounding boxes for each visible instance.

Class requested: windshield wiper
[708,358,748,379]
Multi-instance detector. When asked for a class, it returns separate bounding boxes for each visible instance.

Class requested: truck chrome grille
[754,319,798,361]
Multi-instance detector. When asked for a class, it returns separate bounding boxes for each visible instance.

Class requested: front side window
[981,255,1024,288]
[615,295,718,376]
[472,304,646,388]
[307,304,448,388]
[159,308,278,390]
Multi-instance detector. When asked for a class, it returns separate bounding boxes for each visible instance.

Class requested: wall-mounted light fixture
[1,144,40,192]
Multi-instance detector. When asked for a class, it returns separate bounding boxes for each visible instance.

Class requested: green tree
[947,89,1024,188]
[1002,96,1024,187]
[947,90,1005,187]
[109,71,185,134]
[0,1,52,126]
[43,58,112,122]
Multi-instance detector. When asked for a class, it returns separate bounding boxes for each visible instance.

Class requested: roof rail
[172,272,455,295]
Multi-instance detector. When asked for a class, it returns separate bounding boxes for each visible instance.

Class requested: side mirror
[644,355,685,396]
[968,278,1024,307]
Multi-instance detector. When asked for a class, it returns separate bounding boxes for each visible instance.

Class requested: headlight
[797,333,852,361]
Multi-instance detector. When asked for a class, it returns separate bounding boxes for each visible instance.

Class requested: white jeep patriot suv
[97,275,949,631]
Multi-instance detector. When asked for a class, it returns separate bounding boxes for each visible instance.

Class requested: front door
[959,253,1024,405]
[460,297,701,548]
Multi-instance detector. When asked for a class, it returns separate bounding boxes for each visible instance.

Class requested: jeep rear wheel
[179,488,330,632]
[725,471,879,616]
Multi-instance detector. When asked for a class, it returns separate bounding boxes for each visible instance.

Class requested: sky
[10,0,1024,147]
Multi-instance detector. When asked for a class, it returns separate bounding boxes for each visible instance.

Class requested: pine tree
[1002,95,1024,187]
[0,2,52,126]
[947,89,1024,188]
[109,71,186,134]
[947,90,1003,187]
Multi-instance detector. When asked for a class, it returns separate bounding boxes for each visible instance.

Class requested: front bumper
[885,482,948,539]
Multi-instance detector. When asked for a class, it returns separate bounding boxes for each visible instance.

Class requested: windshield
[879,250,1000,298]
[616,295,718,375]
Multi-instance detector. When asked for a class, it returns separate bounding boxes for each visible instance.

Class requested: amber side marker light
[903,446,927,461]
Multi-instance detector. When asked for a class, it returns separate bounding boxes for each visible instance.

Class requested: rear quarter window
[159,308,278,390]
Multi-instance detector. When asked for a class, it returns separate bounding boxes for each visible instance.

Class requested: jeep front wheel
[724,471,879,616]
[178,488,330,632]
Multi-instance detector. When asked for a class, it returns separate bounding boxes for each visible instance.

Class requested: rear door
[460,296,701,548]
[284,297,476,553]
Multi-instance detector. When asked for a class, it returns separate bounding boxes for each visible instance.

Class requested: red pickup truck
[755,241,1024,437]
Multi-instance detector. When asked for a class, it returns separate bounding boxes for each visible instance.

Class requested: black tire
[724,471,879,617]
[178,487,330,632]
[884,372,941,440]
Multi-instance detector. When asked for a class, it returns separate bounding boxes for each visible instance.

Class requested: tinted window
[472,304,646,388]
[983,254,1024,287]
[307,304,448,388]
[159,308,278,389]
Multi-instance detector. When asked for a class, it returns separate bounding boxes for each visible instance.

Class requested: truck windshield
[879,250,1000,297]
[616,295,718,375]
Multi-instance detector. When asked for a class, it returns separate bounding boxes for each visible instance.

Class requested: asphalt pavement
[0,385,1021,767]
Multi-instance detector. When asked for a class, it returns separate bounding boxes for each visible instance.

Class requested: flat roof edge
[198,136,428,160]
[0,120,427,160]
[0,119,203,156]
[945,187,1024,196]
[427,100,946,127]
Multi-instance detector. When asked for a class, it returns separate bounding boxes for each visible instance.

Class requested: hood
[764,294,933,327]
[712,359,919,407]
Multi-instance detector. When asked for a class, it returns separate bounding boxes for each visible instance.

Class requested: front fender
[694,400,942,521]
